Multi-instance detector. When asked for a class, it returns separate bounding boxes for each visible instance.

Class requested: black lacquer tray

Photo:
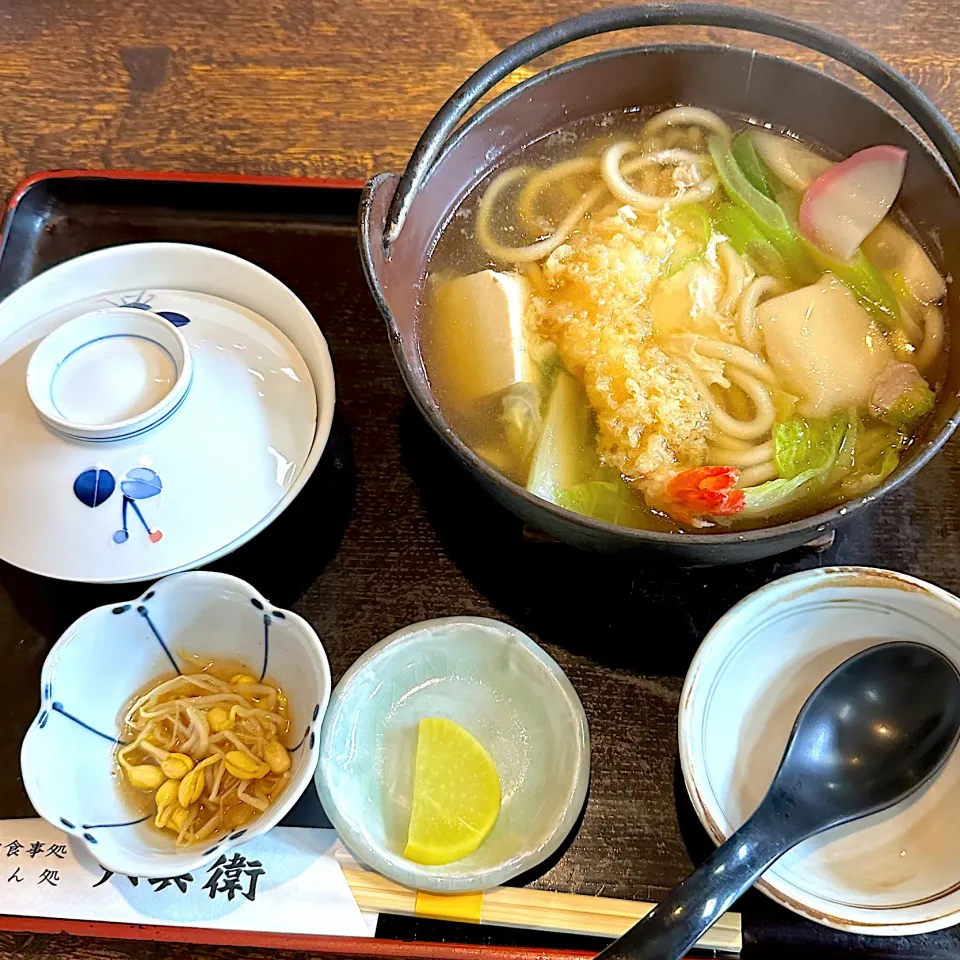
[1,170,959,960]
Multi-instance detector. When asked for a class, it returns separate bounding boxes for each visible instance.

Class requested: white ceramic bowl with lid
[0,243,335,583]
[680,566,960,936]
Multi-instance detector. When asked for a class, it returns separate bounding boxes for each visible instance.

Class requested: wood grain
[0,0,958,201]
[342,867,742,947]
[0,2,959,959]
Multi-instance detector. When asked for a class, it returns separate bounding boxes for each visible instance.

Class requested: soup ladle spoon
[600,641,960,960]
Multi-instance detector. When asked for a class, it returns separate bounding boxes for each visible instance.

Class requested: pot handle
[382,1,960,250]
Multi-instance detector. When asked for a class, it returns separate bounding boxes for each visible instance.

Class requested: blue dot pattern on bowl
[137,604,181,675]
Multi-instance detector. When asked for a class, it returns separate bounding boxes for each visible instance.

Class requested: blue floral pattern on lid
[73,466,164,545]
[105,293,191,328]
[66,292,187,548]
[73,468,115,507]
[115,467,163,544]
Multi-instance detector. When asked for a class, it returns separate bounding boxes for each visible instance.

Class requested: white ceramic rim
[20,570,333,876]
[316,615,591,892]
[0,242,336,583]
[679,565,960,937]
[26,307,193,441]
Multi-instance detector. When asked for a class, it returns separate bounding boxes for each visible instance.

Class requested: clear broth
[419,108,948,532]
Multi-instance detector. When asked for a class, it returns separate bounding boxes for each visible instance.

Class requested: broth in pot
[421,107,948,532]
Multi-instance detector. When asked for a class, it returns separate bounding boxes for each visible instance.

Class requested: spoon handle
[596,812,787,960]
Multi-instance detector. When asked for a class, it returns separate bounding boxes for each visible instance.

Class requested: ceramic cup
[680,566,960,936]
[26,307,193,442]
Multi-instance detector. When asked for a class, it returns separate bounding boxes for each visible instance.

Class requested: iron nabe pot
[360,3,960,564]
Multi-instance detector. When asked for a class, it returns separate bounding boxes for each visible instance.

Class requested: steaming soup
[421,107,948,531]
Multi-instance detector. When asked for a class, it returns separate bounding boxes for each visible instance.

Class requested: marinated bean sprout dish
[115,657,293,846]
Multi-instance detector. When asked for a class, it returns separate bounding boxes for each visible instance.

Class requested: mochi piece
[756,274,894,417]
[428,270,536,411]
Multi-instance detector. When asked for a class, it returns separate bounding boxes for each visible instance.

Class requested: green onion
[662,204,711,276]
[711,203,787,279]
[708,135,818,282]
[732,132,775,199]
[805,243,900,325]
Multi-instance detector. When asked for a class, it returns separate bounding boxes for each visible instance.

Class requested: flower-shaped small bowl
[20,571,330,878]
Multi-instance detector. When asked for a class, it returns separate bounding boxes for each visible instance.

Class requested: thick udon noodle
[116,658,292,847]
[447,105,946,524]
[476,108,727,264]
[478,111,749,470]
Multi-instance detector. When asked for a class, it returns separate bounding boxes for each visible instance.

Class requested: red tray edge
[5,167,367,216]
[0,167,597,960]
[0,915,596,960]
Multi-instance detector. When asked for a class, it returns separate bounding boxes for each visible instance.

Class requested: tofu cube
[427,270,535,411]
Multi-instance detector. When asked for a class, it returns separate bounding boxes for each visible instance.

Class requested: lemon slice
[403,717,501,865]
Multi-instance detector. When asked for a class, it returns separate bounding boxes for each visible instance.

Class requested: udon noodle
[116,656,292,846]
[422,105,948,531]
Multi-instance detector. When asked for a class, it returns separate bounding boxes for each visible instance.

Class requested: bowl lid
[0,288,317,582]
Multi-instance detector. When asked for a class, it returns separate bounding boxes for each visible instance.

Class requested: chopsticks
[342,867,742,954]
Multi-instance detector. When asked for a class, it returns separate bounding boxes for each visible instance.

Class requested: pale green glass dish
[316,616,590,892]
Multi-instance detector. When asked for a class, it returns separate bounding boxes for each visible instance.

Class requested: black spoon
[600,641,960,960]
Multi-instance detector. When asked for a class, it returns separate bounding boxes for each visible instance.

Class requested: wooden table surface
[0,1,958,958]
